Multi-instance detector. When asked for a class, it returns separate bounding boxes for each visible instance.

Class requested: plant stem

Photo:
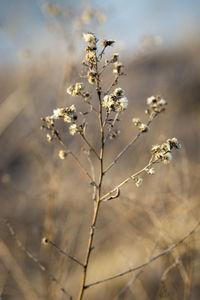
[78,48,105,300]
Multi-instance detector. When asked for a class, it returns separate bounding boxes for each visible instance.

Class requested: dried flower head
[146,95,167,113]
[67,83,84,96]
[102,95,114,112]
[111,53,119,63]
[132,118,141,126]
[151,145,161,154]
[113,62,123,75]
[69,124,78,136]
[116,97,128,112]
[87,70,97,84]
[135,177,143,187]
[83,33,94,42]
[59,150,67,160]
[46,133,52,142]
[151,137,181,165]
[113,88,124,97]
[162,152,173,164]
[167,137,182,149]
[41,237,49,245]
[139,123,149,132]
[146,167,155,175]
[109,129,120,140]
[53,108,64,119]
[85,51,96,62]
[101,39,115,47]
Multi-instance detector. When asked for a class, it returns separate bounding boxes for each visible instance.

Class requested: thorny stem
[85,221,200,289]
[78,43,105,300]
[104,111,161,175]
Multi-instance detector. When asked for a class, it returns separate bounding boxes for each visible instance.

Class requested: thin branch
[57,137,93,183]
[99,61,112,76]
[85,221,200,289]
[79,93,98,115]
[104,112,119,143]
[43,238,84,267]
[103,112,161,175]
[5,220,73,300]
[85,150,97,201]
[104,75,119,96]
[114,232,161,300]
[80,133,100,160]
[114,269,144,300]
[98,45,106,60]
[100,157,156,202]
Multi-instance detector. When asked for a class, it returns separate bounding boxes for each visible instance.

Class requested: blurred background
[0,0,200,299]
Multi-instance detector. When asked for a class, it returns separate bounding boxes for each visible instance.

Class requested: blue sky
[0,0,200,64]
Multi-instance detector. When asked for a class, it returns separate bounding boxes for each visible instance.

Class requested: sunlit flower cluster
[146,95,167,113]
[151,137,181,164]
[103,88,128,112]
[53,105,77,123]
[69,124,78,136]
[40,105,78,141]
[113,61,123,75]
[83,33,94,43]
[67,83,84,96]
[82,33,98,84]
[132,118,149,132]
[133,137,181,188]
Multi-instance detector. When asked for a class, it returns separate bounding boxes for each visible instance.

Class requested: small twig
[79,93,98,115]
[57,137,93,183]
[43,238,84,267]
[103,112,110,129]
[85,221,200,289]
[85,150,97,201]
[104,75,119,96]
[80,133,100,160]
[104,112,160,175]
[5,220,73,299]
[114,269,144,300]
[114,232,161,300]
[102,187,120,202]
[104,112,119,143]
[99,60,112,77]
[101,157,156,202]
[98,45,106,60]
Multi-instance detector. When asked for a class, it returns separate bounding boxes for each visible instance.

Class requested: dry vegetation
[0,4,200,300]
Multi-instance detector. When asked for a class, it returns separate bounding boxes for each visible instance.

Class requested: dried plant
[36,32,200,300]
[3,30,199,300]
